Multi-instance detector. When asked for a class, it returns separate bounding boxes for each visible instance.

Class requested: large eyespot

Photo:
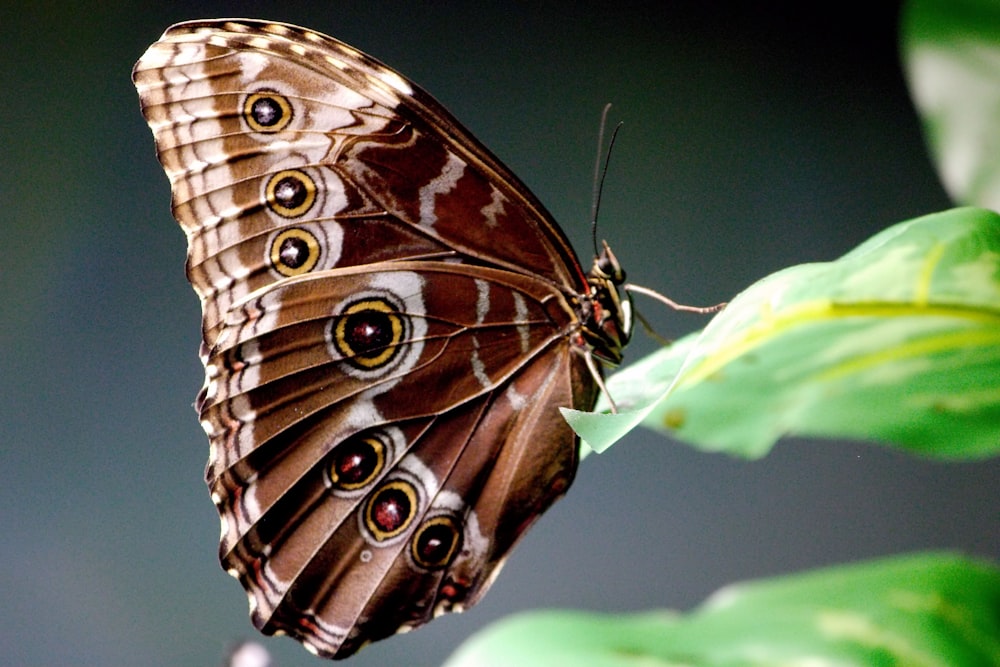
[265,169,317,218]
[326,433,389,492]
[364,480,419,541]
[243,90,293,132]
[411,515,463,570]
[330,298,406,370]
[326,273,426,384]
[269,227,320,276]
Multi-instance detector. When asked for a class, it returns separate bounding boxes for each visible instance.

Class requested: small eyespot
[411,515,462,570]
[364,480,418,541]
[326,433,388,491]
[269,227,321,276]
[265,170,317,218]
[243,91,293,132]
[331,298,405,369]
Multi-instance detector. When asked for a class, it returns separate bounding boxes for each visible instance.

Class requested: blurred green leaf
[443,552,1000,667]
[568,208,1000,459]
[902,0,1000,209]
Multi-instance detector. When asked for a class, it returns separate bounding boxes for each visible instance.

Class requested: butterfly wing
[132,19,589,349]
[205,263,593,656]
[133,19,600,659]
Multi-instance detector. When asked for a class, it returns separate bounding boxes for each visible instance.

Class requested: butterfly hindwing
[202,263,591,656]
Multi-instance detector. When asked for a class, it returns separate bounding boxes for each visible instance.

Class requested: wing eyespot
[265,169,317,218]
[364,479,419,541]
[411,515,463,570]
[326,433,389,491]
[330,298,406,369]
[269,227,321,276]
[243,90,293,132]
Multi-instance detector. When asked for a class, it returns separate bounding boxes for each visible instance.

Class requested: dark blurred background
[3,2,997,666]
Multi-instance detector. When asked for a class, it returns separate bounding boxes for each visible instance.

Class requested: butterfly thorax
[578,242,631,366]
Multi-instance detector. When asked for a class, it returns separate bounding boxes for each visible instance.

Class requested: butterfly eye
[243,91,293,132]
[269,227,321,276]
[265,169,317,218]
[331,298,406,369]
[364,479,419,541]
[327,433,388,491]
[595,243,626,284]
[411,515,463,570]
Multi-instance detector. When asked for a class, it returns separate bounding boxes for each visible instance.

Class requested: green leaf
[443,552,1000,667]
[564,333,702,457]
[569,208,1000,459]
[902,0,1000,209]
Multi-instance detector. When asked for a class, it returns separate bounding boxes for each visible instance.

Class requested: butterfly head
[593,240,626,284]
[581,241,632,365]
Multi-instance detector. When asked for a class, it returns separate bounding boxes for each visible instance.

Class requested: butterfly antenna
[590,104,623,257]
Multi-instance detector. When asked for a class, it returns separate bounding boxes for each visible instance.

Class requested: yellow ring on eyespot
[243,91,293,132]
[270,227,321,276]
[265,169,317,218]
[365,479,418,541]
[411,515,462,570]
[328,435,386,491]
[334,299,405,368]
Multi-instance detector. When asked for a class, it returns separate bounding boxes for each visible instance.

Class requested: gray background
[3,2,997,666]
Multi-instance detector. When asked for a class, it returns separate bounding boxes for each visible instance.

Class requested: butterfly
[133,19,630,659]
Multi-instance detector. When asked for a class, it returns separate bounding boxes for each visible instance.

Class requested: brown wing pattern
[203,263,593,657]
[132,19,589,350]
[133,19,601,659]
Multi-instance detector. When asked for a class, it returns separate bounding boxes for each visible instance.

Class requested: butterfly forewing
[134,18,620,659]
[133,20,589,346]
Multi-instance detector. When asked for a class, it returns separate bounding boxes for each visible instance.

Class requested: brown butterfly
[133,19,630,659]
